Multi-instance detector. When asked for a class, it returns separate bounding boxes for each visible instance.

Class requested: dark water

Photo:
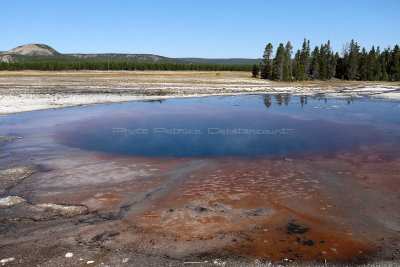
[42,94,399,157]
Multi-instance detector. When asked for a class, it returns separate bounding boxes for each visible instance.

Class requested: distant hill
[7,44,59,56]
[1,44,260,65]
[1,44,78,63]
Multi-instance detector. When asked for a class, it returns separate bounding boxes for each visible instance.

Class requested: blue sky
[1,0,399,58]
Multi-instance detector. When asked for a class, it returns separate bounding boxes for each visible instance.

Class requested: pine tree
[272,43,285,81]
[359,48,369,80]
[347,39,360,80]
[324,41,336,79]
[293,49,304,80]
[328,52,338,79]
[318,43,328,80]
[252,64,259,78]
[261,43,273,79]
[382,61,388,81]
[300,39,311,79]
[389,45,400,81]
[376,46,382,80]
[310,46,319,80]
[367,46,377,80]
[380,48,390,81]
[282,41,293,81]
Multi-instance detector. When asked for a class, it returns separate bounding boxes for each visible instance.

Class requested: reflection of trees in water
[300,96,308,107]
[263,95,272,108]
[347,98,354,105]
[263,94,356,109]
[312,94,328,104]
[283,94,290,106]
[145,99,164,104]
[275,94,283,106]
[264,94,291,108]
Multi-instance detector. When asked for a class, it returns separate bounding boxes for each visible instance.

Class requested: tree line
[252,39,400,81]
[0,61,252,72]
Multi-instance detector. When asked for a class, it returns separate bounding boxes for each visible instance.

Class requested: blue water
[37,94,399,157]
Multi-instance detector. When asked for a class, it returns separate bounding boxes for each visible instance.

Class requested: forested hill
[178,58,262,65]
[0,44,260,65]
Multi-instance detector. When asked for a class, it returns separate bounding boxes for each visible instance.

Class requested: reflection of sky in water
[1,95,399,157]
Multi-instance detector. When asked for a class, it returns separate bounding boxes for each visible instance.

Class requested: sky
[1,0,399,58]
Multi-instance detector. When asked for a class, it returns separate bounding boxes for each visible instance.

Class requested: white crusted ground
[0,196,26,207]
